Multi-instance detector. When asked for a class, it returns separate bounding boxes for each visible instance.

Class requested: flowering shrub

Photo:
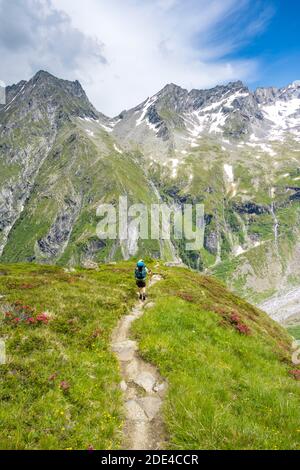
[229,311,251,335]
[178,292,195,302]
[214,306,252,335]
[3,301,50,326]
[59,380,70,392]
[36,313,49,324]
[235,323,251,335]
[91,327,103,338]
[48,372,58,381]
[230,313,240,323]
[289,369,300,381]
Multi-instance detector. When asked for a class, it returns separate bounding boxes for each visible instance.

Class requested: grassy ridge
[0,262,137,449]
[0,262,299,450]
[133,266,300,449]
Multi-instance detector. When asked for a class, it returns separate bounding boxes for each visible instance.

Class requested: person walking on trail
[135,259,151,301]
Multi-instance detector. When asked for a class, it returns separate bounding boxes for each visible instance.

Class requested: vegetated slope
[0,261,299,450]
[132,266,300,450]
[1,71,300,316]
[113,79,300,295]
[0,71,178,265]
[0,261,137,450]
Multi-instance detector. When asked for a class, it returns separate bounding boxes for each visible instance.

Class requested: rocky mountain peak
[159,83,187,96]
[29,70,91,103]
[1,70,99,124]
[32,69,55,82]
[226,80,245,89]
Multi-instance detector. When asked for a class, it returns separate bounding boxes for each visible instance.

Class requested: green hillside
[0,262,299,450]
[133,266,300,449]
[0,262,136,449]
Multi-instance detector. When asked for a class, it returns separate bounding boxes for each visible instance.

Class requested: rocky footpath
[111,275,167,450]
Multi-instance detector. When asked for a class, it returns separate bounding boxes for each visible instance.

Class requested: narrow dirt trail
[111,274,167,450]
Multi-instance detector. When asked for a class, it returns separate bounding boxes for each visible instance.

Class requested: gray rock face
[0,70,105,260]
[205,231,219,255]
[125,399,148,422]
[37,196,81,260]
[80,238,106,263]
[254,87,278,104]
[0,140,55,256]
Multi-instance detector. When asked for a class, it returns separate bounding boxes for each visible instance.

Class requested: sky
[0,0,299,116]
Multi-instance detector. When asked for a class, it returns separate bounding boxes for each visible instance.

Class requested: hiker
[134,259,151,301]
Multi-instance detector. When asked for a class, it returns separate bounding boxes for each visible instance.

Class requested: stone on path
[126,399,148,421]
[124,358,140,380]
[120,380,127,391]
[134,371,156,393]
[111,340,137,361]
[138,397,162,421]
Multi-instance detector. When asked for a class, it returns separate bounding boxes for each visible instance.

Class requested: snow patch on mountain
[183,89,249,137]
[246,141,277,156]
[262,98,300,128]
[5,83,27,109]
[146,119,159,133]
[171,158,179,178]
[224,164,234,183]
[223,163,238,196]
[136,95,158,127]
[201,90,249,113]
[114,143,123,154]
[99,123,114,132]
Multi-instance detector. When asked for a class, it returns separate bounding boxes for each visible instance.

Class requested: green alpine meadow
[0,262,299,449]
[1,0,300,453]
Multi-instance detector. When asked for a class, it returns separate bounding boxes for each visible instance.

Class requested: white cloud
[0,0,106,91]
[1,0,274,116]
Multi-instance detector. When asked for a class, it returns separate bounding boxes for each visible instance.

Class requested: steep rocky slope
[1,71,300,320]
[112,79,300,320]
[0,71,177,265]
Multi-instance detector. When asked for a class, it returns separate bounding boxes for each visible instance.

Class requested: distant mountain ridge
[1,70,300,322]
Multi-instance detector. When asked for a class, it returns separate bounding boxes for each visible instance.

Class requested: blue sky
[230,0,300,89]
[0,0,299,115]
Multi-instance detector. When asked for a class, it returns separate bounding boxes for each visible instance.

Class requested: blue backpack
[135,266,147,280]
